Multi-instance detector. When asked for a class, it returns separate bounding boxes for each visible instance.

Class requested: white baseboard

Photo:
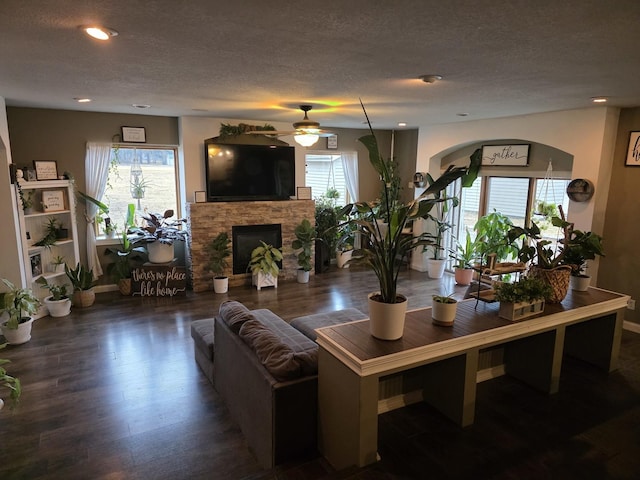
[94,284,119,294]
[624,320,640,334]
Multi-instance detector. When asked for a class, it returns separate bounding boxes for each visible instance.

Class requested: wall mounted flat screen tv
[204,141,296,202]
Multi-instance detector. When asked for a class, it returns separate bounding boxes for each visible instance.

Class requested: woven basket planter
[528,265,572,303]
[499,299,545,321]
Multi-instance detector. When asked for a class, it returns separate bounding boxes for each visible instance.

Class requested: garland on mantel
[219,123,276,139]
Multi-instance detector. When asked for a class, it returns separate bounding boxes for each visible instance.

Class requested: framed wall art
[481,144,530,166]
[33,160,59,180]
[30,252,42,277]
[121,126,147,143]
[625,131,640,166]
[42,190,66,212]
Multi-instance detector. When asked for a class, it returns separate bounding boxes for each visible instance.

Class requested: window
[305,154,349,206]
[99,146,179,234]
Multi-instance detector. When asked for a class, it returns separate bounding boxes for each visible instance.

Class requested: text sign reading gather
[481,144,530,166]
[131,266,187,297]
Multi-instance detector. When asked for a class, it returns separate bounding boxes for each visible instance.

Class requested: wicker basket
[528,265,572,303]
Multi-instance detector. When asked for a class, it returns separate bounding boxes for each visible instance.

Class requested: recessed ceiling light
[591,97,608,103]
[131,104,151,109]
[81,26,119,41]
[398,122,407,127]
[419,74,443,84]
[456,112,469,117]
[74,97,92,103]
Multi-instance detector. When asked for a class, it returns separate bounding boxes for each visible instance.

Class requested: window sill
[96,236,121,246]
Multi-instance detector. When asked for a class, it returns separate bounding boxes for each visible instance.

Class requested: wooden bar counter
[315,287,629,470]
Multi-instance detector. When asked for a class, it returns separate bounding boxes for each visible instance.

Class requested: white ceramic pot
[454,267,474,286]
[368,292,407,340]
[147,241,175,264]
[44,296,71,317]
[427,259,446,279]
[432,299,457,326]
[571,275,591,291]
[213,276,229,293]
[1,317,34,345]
[297,269,310,284]
[336,250,353,269]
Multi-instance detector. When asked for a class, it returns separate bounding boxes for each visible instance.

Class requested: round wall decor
[566,178,594,202]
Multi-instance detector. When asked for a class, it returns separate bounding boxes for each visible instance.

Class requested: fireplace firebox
[232,224,282,275]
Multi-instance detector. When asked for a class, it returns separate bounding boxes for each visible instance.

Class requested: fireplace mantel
[187,200,315,292]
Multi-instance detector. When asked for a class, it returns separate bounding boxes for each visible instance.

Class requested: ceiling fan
[246,105,334,146]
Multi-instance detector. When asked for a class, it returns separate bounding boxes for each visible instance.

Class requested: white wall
[0,97,27,285]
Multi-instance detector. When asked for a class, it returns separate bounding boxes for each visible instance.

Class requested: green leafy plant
[292,218,315,272]
[219,123,276,138]
[0,343,21,408]
[432,292,457,304]
[422,175,458,260]
[338,101,478,304]
[104,233,147,282]
[474,210,519,263]
[249,241,283,278]
[0,279,40,329]
[450,230,478,269]
[16,182,34,210]
[205,232,231,278]
[560,229,604,276]
[65,263,96,291]
[315,200,340,257]
[35,277,69,301]
[52,255,65,266]
[34,217,62,248]
[129,209,188,246]
[494,276,552,303]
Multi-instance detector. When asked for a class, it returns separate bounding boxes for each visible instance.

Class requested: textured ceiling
[2,0,640,129]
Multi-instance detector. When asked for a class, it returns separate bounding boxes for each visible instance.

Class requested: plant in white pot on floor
[65,263,97,308]
[249,241,283,291]
[292,218,315,283]
[205,232,231,293]
[0,279,41,345]
[450,230,478,286]
[129,209,188,264]
[431,292,458,327]
[36,277,71,317]
[338,101,477,340]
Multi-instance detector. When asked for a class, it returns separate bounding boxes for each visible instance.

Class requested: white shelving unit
[15,179,80,318]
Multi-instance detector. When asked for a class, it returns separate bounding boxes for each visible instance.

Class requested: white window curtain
[341,152,359,202]
[84,142,112,279]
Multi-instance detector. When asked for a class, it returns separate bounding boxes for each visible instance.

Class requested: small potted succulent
[431,292,458,327]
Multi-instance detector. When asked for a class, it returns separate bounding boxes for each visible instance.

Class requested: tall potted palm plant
[339,101,477,340]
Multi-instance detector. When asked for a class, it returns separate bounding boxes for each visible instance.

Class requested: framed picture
[297,186,312,200]
[30,252,42,277]
[625,131,640,166]
[194,191,206,203]
[42,190,65,212]
[121,126,146,143]
[33,160,59,180]
[481,144,530,166]
[327,135,338,149]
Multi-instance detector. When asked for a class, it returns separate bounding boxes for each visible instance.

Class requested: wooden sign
[481,144,530,166]
[131,266,187,297]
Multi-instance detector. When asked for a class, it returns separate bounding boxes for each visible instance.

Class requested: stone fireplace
[187,200,315,292]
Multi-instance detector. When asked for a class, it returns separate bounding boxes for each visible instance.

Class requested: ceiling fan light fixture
[419,74,443,84]
[294,134,319,147]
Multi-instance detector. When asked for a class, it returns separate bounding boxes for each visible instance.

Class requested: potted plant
[292,218,315,283]
[0,278,41,345]
[450,230,477,286]
[473,210,519,268]
[129,209,188,264]
[560,229,605,291]
[494,276,552,321]
[314,196,339,273]
[35,277,71,317]
[34,217,62,248]
[205,232,231,293]
[50,255,66,274]
[16,181,35,214]
[431,292,458,326]
[104,232,147,295]
[336,211,356,269]
[65,263,96,308]
[0,343,21,410]
[249,241,283,290]
[338,102,476,340]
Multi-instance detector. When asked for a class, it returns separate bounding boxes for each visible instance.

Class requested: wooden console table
[315,287,629,470]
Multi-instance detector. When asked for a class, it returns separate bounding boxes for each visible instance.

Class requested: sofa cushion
[190,318,215,361]
[290,308,368,341]
[239,319,318,381]
[219,300,255,333]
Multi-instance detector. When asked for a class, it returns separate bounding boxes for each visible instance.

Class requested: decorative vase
[427,259,446,279]
[1,317,34,345]
[147,242,175,264]
[528,265,571,303]
[44,296,71,317]
[432,300,457,326]
[336,250,353,269]
[297,269,310,284]
[72,289,95,308]
[368,293,407,340]
[454,267,474,286]
[213,276,229,293]
[571,275,591,291]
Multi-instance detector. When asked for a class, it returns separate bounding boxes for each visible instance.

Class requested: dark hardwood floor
[1,266,639,480]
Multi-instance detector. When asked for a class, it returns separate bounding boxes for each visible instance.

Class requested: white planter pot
[252,271,278,291]
[147,242,175,264]
[431,300,457,326]
[213,276,229,293]
[44,296,71,317]
[427,259,446,279]
[336,250,353,269]
[368,293,407,340]
[571,275,591,291]
[1,317,34,345]
[297,269,310,284]
[454,267,474,286]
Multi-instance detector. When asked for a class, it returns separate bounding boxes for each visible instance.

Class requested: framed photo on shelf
[42,190,65,212]
[121,126,146,143]
[30,252,42,277]
[33,160,59,180]
[625,131,640,166]
[297,187,312,200]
